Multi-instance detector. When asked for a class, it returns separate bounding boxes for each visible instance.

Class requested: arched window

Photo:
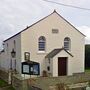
[38,36,46,51]
[64,37,71,50]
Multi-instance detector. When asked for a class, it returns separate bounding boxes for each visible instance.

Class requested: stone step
[67,82,89,89]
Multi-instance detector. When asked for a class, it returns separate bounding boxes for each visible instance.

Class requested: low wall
[0,69,90,90]
[30,73,90,90]
[12,75,24,90]
[12,75,42,90]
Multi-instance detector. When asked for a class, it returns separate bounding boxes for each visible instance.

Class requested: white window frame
[38,36,46,52]
[64,37,71,51]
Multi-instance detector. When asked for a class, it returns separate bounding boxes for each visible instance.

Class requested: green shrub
[6,86,15,90]
[0,78,7,87]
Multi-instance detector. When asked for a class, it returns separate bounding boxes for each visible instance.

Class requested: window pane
[38,36,46,51]
[64,37,70,50]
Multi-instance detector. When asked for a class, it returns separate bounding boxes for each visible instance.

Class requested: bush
[0,78,8,87]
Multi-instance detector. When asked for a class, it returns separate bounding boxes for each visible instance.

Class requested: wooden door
[58,57,67,76]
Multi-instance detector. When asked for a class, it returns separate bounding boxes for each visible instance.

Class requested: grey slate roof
[45,48,73,58]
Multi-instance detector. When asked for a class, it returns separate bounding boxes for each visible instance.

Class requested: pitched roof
[45,48,73,58]
[4,10,85,42]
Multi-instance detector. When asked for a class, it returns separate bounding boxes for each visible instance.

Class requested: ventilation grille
[52,29,59,34]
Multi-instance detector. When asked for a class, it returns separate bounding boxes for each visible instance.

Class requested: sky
[0,0,90,48]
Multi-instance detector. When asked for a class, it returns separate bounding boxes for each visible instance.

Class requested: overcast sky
[0,0,90,48]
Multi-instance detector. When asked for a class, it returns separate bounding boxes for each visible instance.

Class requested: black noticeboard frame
[22,61,40,75]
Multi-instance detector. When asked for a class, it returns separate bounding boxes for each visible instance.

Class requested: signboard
[33,65,39,75]
[23,65,29,73]
[24,52,30,61]
[22,61,40,75]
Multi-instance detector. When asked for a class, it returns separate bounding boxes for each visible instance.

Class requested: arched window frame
[64,37,71,51]
[38,36,46,51]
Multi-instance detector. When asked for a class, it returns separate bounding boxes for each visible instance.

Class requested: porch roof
[45,48,73,58]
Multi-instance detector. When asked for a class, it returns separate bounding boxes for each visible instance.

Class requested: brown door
[58,57,67,76]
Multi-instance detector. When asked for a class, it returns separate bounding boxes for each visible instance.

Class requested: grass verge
[0,78,7,87]
[0,78,15,90]
[85,68,90,72]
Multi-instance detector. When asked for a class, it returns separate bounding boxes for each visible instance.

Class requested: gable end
[4,10,85,42]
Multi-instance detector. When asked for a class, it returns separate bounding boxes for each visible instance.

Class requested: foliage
[85,68,90,72]
[0,78,15,90]
[0,78,7,87]
[6,86,15,90]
